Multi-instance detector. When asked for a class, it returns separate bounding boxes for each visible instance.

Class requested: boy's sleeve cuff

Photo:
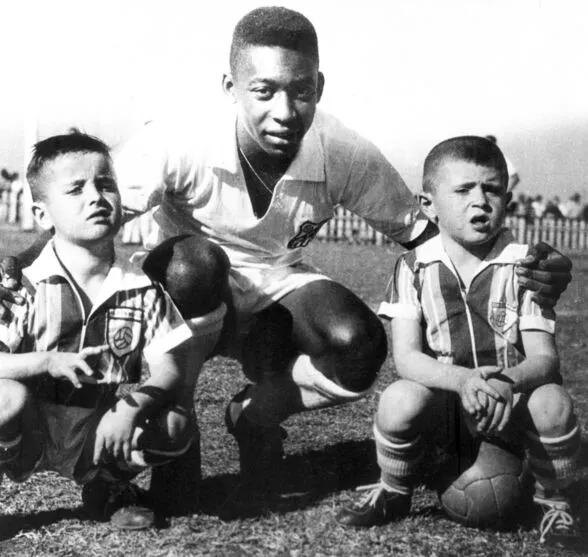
[143,324,192,361]
[519,315,555,335]
[377,302,420,321]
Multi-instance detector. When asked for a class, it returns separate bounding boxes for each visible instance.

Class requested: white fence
[4,192,588,251]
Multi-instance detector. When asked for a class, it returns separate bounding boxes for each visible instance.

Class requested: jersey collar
[414,228,527,269]
[210,109,326,183]
[24,240,152,302]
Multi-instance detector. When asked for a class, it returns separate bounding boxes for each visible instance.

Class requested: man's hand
[475,376,514,435]
[46,345,108,388]
[0,257,24,305]
[516,242,572,307]
[93,402,140,466]
[458,366,504,418]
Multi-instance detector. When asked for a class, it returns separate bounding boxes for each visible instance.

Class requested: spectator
[562,193,583,220]
[531,194,546,218]
[543,196,564,220]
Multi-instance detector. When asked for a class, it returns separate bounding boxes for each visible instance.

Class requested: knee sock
[374,424,424,496]
[525,424,581,497]
[237,354,373,428]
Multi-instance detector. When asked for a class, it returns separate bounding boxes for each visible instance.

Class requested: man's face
[423,160,510,250]
[33,152,121,246]
[224,45,324,160]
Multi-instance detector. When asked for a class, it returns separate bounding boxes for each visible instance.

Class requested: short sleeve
[338,137,428,246]
[141,284,192,362]
[0,289,31,353]
[113,121,172,215]
[519,289,555,335]
[377,255,421,321]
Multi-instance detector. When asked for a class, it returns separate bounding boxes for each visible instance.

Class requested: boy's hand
[93,403,140,466]
[516,242,572,307]
[0,257,24,305]
[458,367,504,417]
[46,345,108,388]
[475,377,514,435]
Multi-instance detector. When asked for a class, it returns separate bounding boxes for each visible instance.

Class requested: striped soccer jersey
[378,230,555,369]
[0,241,191,406]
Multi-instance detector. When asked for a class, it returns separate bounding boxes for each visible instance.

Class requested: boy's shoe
[82,475,155,530]
[336,482,411,528]
[534,495,583,549]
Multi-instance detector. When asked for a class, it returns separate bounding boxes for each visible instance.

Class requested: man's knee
[376,380,432,435]
[324,312,387,392]
[143,235,230,317]
[526,383,576,436]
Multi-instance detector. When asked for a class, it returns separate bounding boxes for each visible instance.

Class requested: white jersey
[115,109,427,272]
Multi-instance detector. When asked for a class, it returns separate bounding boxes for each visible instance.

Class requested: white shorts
[223,261,330,359]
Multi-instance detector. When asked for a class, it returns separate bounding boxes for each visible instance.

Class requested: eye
[97,177,118,192]
[294,85,315,100]
[252,87,273,100]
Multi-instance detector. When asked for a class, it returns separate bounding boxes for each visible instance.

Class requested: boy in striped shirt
[337,136,581,548]
[0,132,195,530]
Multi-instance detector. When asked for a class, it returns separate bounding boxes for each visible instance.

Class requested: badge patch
[489,302,518,334]
[287,219,329,249]
[107,307,142,357]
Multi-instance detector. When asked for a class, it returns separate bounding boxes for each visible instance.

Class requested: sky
[1,0,588,198]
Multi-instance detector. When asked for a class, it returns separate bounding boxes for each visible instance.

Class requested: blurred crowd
[507,192,588,222]
[0,168,23,224]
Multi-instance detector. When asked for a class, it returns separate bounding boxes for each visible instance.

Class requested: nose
[471,185,489,207]
[271,91,296,123]
[86,181,104,203]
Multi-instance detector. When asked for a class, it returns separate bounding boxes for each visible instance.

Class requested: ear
[418,191,438,222]
[222,73,237,103]
[32,201,55,231]
[316,72,325,103]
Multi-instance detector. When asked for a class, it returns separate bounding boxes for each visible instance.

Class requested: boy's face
[33,152,121,246]
[421,160,511,250]
[223,45,324,160]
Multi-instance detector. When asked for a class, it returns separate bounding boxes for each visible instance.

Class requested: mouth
[265,130,300,144]
[470,214,491,231]
[87,209,112,221]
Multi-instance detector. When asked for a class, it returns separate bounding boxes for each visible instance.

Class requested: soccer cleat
[336,482,411,528]
[534,495,582,549]
[82,475,155,530]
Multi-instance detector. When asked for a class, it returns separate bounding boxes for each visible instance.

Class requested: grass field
[0,226,587,556]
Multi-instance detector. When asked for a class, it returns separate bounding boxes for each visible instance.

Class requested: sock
[290,354,372,410]
[374,424,424,496]
[0,434,22,466]
[526,424,581,496]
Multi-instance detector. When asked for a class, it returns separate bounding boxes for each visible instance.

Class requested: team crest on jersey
[489,302,518,334]
[107,307,143,357]
[287,219,329,249]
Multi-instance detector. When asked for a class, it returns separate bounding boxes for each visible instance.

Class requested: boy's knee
[0,379,29,425]
[526,383,575,436]
[376,380,432,435]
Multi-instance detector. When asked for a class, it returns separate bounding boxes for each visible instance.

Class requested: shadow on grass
[0,508,84,541]
[197,439,378,519]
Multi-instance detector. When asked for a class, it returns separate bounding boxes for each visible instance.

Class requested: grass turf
[0,227,587,556]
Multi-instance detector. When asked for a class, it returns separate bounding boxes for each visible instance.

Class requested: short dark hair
[229,7,319,74]
[27,131,111,201]
[423,136,508,192]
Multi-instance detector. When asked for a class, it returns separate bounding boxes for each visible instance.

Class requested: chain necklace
[238,146,276,196]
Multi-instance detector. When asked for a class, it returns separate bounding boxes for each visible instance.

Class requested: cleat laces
[539,503,575,544]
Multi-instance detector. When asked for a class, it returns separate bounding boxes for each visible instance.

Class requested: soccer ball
[438,439,530,529]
